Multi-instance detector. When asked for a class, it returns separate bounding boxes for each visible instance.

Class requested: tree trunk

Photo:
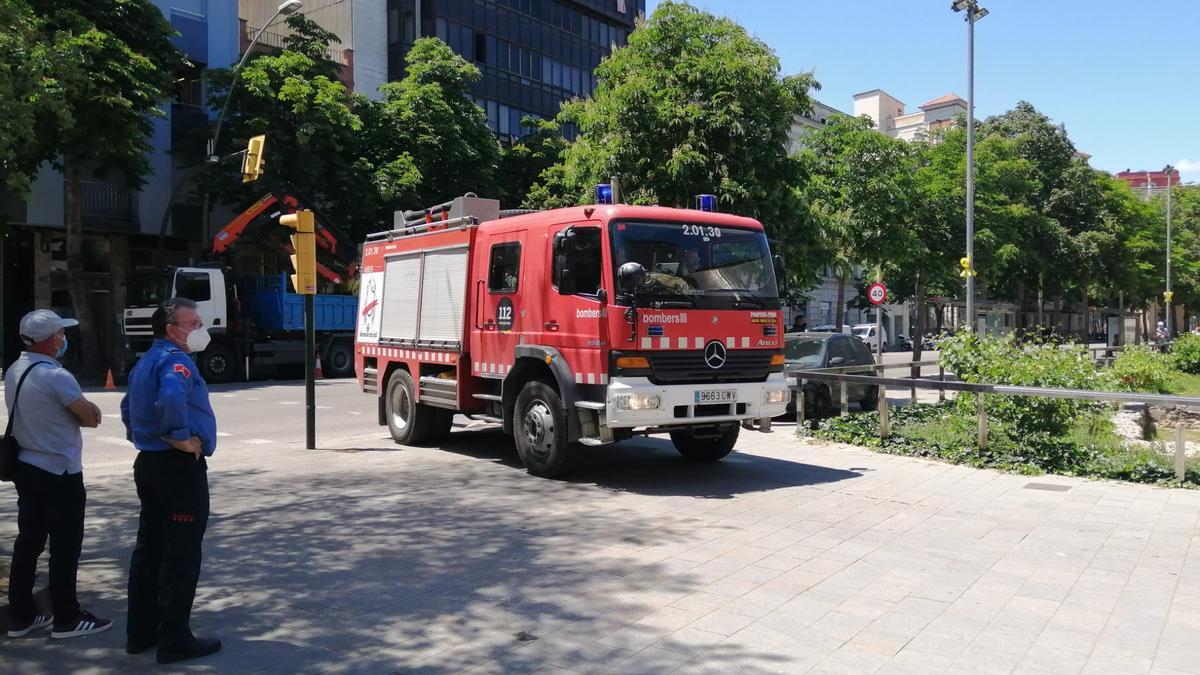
[834,269,847,332]
[912,269,926,362]
[64,159,100,376]
[1015,279,1026,330]
[1037,274,1044,327]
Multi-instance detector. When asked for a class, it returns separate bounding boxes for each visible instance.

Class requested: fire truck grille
[646,350,772,385]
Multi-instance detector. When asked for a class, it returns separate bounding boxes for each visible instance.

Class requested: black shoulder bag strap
[5,361,49,441]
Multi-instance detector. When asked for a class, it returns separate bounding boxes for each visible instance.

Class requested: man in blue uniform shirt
[120,298,220,664]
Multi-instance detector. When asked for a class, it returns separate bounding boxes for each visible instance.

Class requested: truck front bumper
[605,374,789,429]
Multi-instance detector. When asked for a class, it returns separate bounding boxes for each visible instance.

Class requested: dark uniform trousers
[8,462,85,622]
[126,450,209,647]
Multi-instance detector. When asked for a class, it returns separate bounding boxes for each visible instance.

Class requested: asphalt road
[0,350,944,470]
[0,377,387,469]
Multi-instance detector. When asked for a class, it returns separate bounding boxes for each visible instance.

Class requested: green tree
[204,15,375,233]
[27,0,183,372]
[497,117,568,208]
[533,1,820,279]
[358,37,499,214]
[0,0,71,196]
[797,114,917,330]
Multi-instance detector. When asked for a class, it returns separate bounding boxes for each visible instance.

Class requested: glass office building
[386,0,644,139]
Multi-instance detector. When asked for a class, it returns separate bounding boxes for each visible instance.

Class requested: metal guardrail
[788,363,1196,482]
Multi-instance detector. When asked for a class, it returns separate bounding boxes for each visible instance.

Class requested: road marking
[348,411,362,415]
[223,394,238,398]
[278,401,300,406]
[103,413,121,419]
[217,432,232,437]
[316,406,332,410]
[247,397,260,401]
[244,439,276,445]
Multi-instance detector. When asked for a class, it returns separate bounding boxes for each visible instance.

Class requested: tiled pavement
[2,422,1198,674]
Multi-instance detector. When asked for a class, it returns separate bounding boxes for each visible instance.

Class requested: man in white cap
[4,309,110,639]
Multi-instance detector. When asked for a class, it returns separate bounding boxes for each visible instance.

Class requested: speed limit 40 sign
[867,282,887,306]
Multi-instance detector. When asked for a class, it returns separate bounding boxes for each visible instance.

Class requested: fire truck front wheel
[385,369,438,445]
[670,425,740,462]
[514,380,572,478]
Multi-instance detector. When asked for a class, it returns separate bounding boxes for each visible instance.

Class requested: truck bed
[244,273,357,332]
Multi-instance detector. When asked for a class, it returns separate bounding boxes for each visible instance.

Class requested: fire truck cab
[355,194,789,477]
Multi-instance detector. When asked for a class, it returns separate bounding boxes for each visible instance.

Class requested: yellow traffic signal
[280,210,316,294]
[242,134,266,183]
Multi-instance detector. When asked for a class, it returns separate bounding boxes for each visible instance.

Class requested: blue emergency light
[595,183,614,204]
[695,194,717,212]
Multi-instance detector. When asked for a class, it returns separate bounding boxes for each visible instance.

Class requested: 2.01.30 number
[681,224,721,238]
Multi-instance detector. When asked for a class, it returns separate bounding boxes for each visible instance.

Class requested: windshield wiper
[732,299,763,309]
[653,299,696,308]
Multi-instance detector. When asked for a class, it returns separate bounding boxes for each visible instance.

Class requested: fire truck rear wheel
[514,380,572,478]
[385,369,437,445]
[670,425,740,462]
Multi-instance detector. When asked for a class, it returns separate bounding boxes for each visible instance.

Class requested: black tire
[513,380,572,478]
[670,425,739,462]
[809,385,833,419]
[199,341,238,384]
[323,340,355,378]
[860,385,879,412]
[385,369,438,445]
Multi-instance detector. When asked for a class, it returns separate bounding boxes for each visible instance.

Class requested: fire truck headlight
[613,393,661,411]
[763,389,788,404]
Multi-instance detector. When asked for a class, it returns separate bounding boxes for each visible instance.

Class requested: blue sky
[645,0,1200,182]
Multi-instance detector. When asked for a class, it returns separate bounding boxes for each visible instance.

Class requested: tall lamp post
[952,0,988,334]
[1165,164,1174,337]
[201,0,303,242]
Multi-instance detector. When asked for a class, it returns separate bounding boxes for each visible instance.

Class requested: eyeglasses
[171,320,204,330]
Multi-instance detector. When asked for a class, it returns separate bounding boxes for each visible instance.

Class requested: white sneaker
[7,612,53,638]
[50,611,112,639]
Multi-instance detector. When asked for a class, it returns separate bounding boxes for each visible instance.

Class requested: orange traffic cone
[104,369,116,390]
[313,352,324,379]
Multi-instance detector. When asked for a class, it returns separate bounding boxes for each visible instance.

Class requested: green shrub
[1171,334,1200,374]
[1109,345,1173,393]
[939,332,1103,438]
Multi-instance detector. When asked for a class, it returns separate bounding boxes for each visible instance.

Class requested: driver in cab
[646,248,702,293]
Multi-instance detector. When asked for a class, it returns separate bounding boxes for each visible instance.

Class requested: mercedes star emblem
[704,340,727,369]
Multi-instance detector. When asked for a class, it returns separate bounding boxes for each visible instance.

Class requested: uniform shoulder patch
[173,362,192,378]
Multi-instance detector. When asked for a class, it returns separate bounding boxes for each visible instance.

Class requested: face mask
[55,335,68,359]
[186,327,211,353]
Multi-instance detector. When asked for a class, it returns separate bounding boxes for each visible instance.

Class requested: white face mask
[185,327,211,353]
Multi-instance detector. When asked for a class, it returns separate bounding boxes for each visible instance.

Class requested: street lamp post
[1165,164,1174,337]
[952,0,988,334]
[200,0,302,242]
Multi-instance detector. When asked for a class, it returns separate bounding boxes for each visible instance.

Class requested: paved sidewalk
[2,423,1198,674]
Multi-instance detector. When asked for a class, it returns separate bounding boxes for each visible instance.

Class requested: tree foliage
[12,0,184,373]
[204,15,375,229]
[207,31,499,237]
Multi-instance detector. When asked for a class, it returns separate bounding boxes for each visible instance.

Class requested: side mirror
[618,262,646,293]
[597,288,608,303]
[773,254,786,289]
[829,356,846,367]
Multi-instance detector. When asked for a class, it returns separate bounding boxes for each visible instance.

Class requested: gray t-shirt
[3,352,85,475]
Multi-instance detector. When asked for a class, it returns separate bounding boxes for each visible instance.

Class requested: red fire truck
[355,192,790,477]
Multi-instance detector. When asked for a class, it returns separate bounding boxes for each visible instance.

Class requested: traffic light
[241,134,266,183]
[280,210,316,294]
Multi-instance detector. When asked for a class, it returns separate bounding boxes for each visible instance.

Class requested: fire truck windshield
[611,221,780,308]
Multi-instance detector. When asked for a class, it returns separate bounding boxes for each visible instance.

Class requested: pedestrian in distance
[4,309,111,640]
[120,298,221,664]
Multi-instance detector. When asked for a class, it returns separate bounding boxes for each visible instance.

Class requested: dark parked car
[784,332,879,418]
